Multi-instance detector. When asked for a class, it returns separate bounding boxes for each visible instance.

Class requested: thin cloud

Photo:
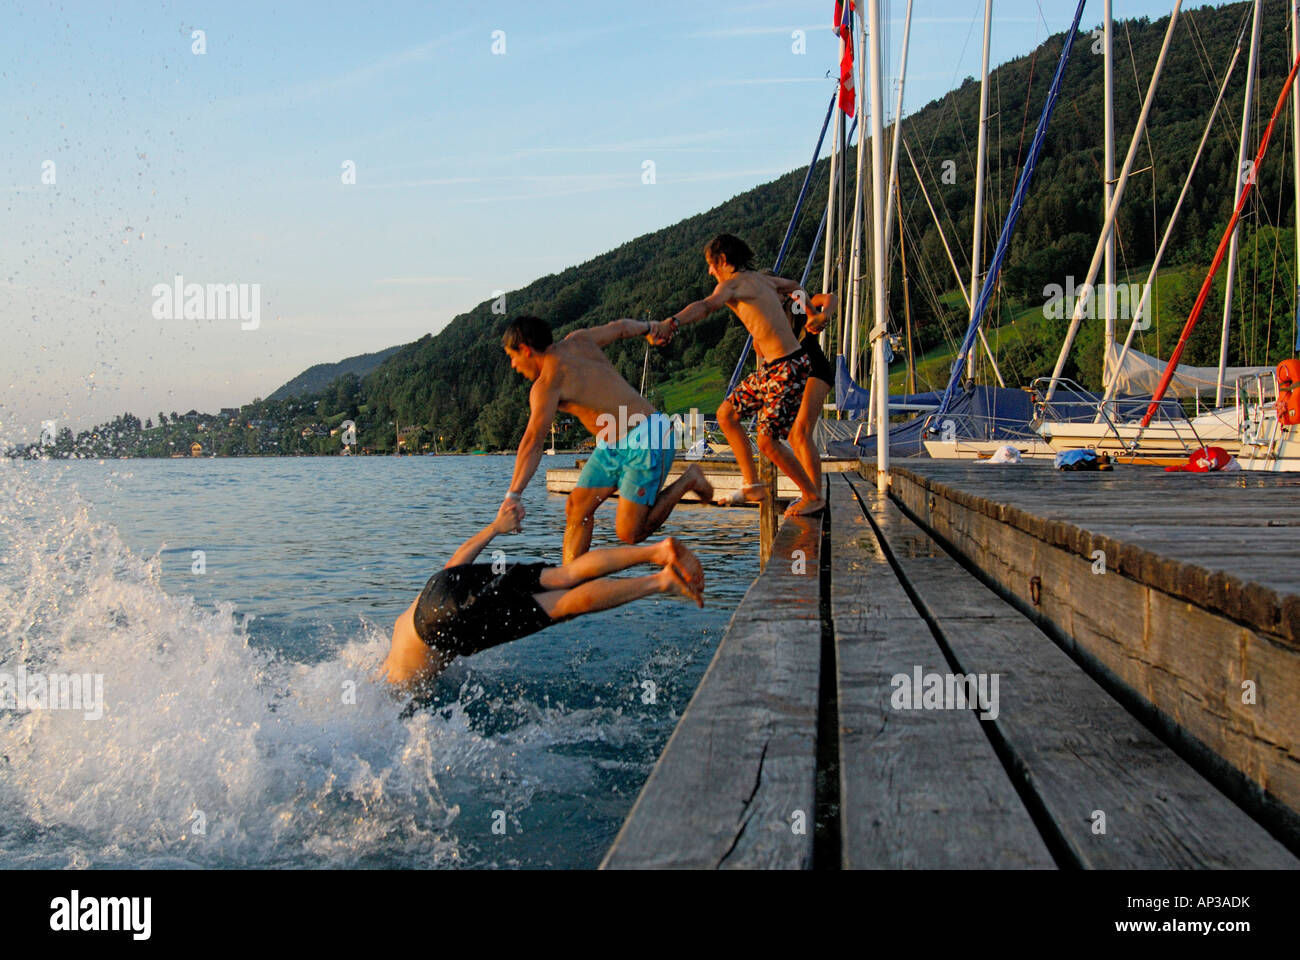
[686,23,826,38]
[910,17,1040,24]
[212,29,474,113]
[512,130,757,157]
[709,77,830,87]
[362,172,626,190]
[462,167,791,203]
[378,277,469,285]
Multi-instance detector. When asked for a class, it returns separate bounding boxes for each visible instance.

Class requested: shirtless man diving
[501,315,713,563]
[381,499,705,692]
[651,234,826,517]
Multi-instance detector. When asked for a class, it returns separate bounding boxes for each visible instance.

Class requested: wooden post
[758,453,779,570]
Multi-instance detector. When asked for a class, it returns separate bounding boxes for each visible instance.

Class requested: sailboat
[824,0,1094,464]
[1236,2,1300,473]
[1040,0,1300,464]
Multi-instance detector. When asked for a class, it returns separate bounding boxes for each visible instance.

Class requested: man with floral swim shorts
[650,234,825,517]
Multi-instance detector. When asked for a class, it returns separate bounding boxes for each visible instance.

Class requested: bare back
[545,332,655,440]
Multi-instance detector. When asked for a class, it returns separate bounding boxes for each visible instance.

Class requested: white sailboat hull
[1038,408,1241,456]
[923,439,1056,460]
[1238,414,1300,472]
[1239,436,1300,471]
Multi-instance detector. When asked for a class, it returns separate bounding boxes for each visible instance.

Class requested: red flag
[834,1,855,116]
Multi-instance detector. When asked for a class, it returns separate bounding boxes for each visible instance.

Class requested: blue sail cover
[824,381,1180,459]
[835,354,939,414]
[826,385,1037,458]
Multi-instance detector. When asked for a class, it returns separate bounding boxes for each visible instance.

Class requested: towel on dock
[1053,449,1113,471]
[975,444,1022,464]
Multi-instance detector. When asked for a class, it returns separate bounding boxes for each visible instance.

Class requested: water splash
[0,463,635,869]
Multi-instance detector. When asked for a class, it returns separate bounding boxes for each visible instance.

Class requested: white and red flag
[834,0,856,115]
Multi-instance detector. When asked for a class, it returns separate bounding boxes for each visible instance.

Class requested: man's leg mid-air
[715,398,767,504]
[381,537,705,691]
[535,536,704,618]
[612,463,712,545]
[564,484,614,564]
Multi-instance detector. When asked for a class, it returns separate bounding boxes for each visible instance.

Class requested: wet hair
[705,234,755,272]
[502,315,553,353]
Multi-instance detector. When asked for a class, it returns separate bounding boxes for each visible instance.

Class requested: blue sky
[1,0,1211,437]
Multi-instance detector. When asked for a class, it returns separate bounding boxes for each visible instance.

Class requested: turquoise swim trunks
[575,415,676,507]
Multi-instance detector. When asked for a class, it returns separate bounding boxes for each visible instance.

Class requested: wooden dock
[545,457,860,503]
[601,462,1300,869]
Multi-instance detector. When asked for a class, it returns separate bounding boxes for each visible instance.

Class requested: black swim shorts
[411,562,559,658]
[800,331,834,387]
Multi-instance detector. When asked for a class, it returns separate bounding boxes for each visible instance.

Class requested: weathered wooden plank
[601,515,822,869]
[828,477,1055,869]
[885,463,1300,846]
[847,475,1299,869]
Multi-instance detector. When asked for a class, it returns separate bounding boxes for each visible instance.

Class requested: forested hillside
[350,0,1299,453]
[266,346,403,402]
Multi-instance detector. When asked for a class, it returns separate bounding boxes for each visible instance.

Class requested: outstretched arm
[575,317,657,347]
[651,277,739,344]
[503,368,561,519]
[445,501,523,568]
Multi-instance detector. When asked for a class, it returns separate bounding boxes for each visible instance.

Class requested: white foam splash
[0,464,513,868]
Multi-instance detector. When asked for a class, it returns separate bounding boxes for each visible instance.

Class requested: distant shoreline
[5,450,592,461]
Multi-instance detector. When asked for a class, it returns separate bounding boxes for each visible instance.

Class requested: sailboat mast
[821,113,840,357]
[1292,0,1300,354]
[897,181,917,394]
[849,4,868,386]
[1099,30,1245,416]
[1139,43,1300,429]
[1044,2,1182,406]
[1103,0,1117,377]
[904,138,1004,382]
[822,4,849,360]
[967,0,993,388]
[882,0,914,262]
[868,0,890,492]
[1217,0,1263,405]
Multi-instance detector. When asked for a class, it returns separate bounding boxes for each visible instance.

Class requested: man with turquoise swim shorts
[501,315,713,562]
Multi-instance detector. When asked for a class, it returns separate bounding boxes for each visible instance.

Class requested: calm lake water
[0,455,760,869]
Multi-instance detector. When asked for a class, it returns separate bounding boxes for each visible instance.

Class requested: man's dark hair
[705,233,755,271]
[502,315,553,352]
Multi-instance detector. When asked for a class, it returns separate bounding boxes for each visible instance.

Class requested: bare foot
[681,463,714,502]
[659,536,704,592]
[784,495,826,517]
[714,483,768,507]
[661,563,703,608]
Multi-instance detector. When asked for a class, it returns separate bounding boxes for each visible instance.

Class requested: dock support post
[758,453,778,570]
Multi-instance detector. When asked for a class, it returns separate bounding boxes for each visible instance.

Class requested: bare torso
[721,271,803,363]
[546,333,655,439]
